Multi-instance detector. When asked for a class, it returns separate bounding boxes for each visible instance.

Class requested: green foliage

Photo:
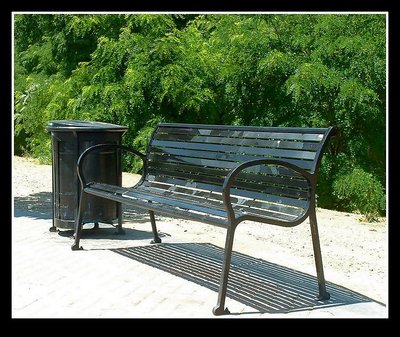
[333,168,386,221]
[13,13,386,218]
[127,116,165,173]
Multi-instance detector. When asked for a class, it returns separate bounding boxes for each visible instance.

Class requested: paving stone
[12,214,387,318]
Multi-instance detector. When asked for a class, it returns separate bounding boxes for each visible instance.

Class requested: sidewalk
[12,207,387,318]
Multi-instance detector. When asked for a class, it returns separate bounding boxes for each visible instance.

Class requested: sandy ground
[12,156,388,306]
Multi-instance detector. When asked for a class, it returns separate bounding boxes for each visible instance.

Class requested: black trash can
[46,120,128,231]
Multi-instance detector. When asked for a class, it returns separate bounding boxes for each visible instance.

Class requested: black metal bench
[72,123,336,315]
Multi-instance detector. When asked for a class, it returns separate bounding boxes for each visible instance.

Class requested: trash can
[46,120,128,231]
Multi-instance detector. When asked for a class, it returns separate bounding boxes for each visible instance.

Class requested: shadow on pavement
[56,226,169,241]
[14,192,53,220]
[14,193,169,242]
[112,242,379,315]
[14,192,156,224]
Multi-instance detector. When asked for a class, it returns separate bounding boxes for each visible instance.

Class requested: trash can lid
[46,120,128,132]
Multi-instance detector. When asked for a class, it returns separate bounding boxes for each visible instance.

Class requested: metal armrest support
[222,158,315,224]
[76,143,146,188]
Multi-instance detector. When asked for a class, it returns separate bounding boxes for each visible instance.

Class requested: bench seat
[86,179,308,227]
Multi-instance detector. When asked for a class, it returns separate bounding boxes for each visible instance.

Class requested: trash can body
[46,120,128,230]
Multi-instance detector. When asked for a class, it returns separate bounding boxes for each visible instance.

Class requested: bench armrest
[77,143,146,188]
[222,158,314,224]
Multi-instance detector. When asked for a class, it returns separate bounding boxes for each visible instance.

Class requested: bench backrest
[144,123,335,223]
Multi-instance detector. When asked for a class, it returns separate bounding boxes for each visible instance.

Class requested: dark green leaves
[13,13,386,218]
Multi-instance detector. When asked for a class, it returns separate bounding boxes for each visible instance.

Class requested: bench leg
[71,190,86,251]
[309,210,330,301]
[115,202,125,235]
[90,222,99,231]
[212,226,236,316]
[149,210,161,244]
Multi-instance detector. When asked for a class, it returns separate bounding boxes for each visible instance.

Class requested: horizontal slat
[237,171,309,189]
[151,140,317,160]
[148,153,314,171]
[136,185,225,211]
[142,181,221,201]
[84,186,229,227]
[157,126,326,142]
[147,175,224,194]
[233,180,309,199]
[151,146,251,163]
[148,161,230,178]
[148,167,225,186]
[154,133,320,151]
[230,187,309,209]
[121,190,227,218]
[233,198,304,218]
[233,205,298,222]
[158,123,329,134]
[147,160,304,180]
[148,153,237,170]
[87,182,126,194]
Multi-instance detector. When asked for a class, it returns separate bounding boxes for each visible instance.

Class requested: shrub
[122,117,164,173]
[333,167,386,221]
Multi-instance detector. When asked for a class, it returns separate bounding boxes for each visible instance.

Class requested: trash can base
[54,218,76,230]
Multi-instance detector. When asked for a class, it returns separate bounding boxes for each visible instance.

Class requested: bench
[72,123,336,315]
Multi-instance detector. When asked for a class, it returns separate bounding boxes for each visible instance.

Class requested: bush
[333,167,386,221]
[13,14,386,216]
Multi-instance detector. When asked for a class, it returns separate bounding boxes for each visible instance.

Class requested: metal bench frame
[71,123,336,315]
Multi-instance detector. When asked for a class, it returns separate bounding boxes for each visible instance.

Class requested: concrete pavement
[12,205,388,318]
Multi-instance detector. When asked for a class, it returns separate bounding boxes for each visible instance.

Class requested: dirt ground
[12,155,388,305]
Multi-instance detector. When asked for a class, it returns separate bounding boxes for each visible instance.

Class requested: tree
[13,13,386,218]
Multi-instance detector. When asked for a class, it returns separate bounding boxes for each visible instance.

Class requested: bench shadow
[13,192,153,223]
[13,194,169,241]
[111,242,379,315]
[14,192,53,220]
[56,226,167,241]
